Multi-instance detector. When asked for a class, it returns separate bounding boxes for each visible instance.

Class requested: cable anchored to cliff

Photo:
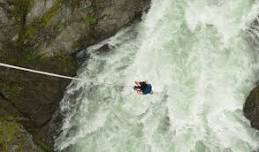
[0,62,133,88]
[0,63,83,81]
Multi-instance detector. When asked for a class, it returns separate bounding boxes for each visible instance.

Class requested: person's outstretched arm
[135,81,141,86]
[137,90,143,95]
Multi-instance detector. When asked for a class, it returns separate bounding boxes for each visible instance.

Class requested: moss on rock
[0,116,42,152]
[11,0,34,23]
[83,15,97,25]
[21,0,62,42]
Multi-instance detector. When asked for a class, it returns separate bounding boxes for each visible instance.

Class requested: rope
[0,63,83,81]
[0,62,133,88]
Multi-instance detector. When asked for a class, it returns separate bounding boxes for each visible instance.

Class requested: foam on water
[55,0,259,151]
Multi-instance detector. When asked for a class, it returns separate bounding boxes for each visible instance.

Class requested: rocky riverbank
[0,0,150,151]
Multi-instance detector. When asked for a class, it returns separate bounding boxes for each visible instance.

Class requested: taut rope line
[0,63,82,81]
[0,63,134,88]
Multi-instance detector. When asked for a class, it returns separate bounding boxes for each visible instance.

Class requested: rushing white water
[55,0,259,151]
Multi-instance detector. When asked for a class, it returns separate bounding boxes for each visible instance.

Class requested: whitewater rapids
[55,0,259,151]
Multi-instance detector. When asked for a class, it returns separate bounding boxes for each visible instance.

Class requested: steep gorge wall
[0,0,150,151]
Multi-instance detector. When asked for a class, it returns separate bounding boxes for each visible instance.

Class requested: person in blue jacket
[133,81,153,95]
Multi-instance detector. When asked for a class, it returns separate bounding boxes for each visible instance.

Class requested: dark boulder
[244,85,259,130]
[96,44,111,53]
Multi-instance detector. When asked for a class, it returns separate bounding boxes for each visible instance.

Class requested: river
[55,0,259,151]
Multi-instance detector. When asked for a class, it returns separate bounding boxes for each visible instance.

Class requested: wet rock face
[0,51,77,151]
[244,86,259,130]
[0,0,150,55]
[93,0,150,40]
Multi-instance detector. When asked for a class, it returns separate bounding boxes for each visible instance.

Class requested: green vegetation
[9,0,97,48]
[0,116,51,151]
[83,15,97,25]
[0,116,24,152]
[9,0,64,44]
[20,0,62,42]
[10,0,34,45]
[11,0,34,24]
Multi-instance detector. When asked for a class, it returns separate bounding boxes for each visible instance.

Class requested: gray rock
[34,0,150,56]
[39,22,88,55]
[0,7,8,24]
[94,0,150,40]
[27,0,54,24]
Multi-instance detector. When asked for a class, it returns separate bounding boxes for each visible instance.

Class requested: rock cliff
[0,0,150,151]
